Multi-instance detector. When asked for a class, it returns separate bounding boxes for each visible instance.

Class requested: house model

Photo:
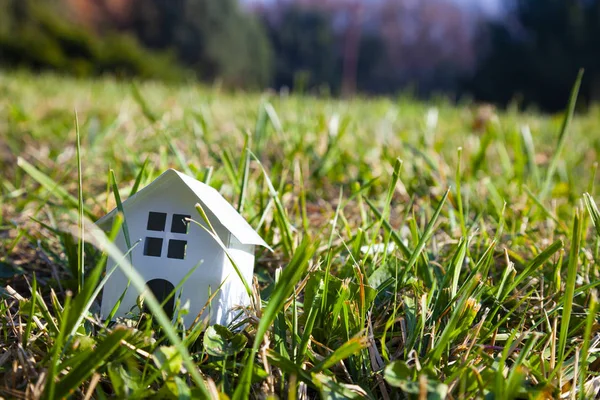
[97,169,269,328]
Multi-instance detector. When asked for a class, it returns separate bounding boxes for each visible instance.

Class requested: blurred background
[0,0,598,112]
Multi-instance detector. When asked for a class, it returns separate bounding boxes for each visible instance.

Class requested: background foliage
[469,0,600,111]
[3,0,600,110]
[0,0,186,81]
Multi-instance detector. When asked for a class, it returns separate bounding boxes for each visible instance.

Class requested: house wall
[227,235,255,284]
[215,235,256,325]
[100,178,236,327]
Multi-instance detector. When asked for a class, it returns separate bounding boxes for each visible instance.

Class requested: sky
[455,0,504,16]
[245,0,505,17]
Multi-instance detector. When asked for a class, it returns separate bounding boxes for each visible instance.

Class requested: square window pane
[147,212,167,231]
[144,237,163,257]
[171,214,191,234]
[167,239,187,260]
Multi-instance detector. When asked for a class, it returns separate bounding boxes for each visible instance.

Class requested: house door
[145,279,176,319]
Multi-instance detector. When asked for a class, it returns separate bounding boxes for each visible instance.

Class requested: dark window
[144,237,163,257]
[147,212,167,231]
[171,214,190,234]
[167,239,187,259]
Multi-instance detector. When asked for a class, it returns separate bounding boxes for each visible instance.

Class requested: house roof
[96,169,270,249]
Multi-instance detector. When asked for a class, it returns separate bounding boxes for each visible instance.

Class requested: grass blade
[311,336,368,373]
[557,209,582,367]
[17,157,94,218]
[365,198,411,259]
[193,203,252,297]
[131,83,158,123]
[75,111,84,293]
[401,189,449,282]
[44,292,72,400]
[428,276,479,365]
[237,135,251,213]
[233,238,318,400]
[129,157,149,197]
[455,147,467,237]
[250,151,294,256]
[54,327,131,398]
[584,193,600,238]
[23,273,37,348]
[64,215,124,341]
[504,239,563,298]
[579,292,597,399]
[540,69,584,200]
[110,170,133,262]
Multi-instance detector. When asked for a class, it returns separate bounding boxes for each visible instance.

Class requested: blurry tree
[257,0,477,97]
[0,0,271,87]
[355,31,388,93]
[65,0,132,30]
[261,5,341,93]
[373,0,476,96]
[470,0,600,111]
[0,0,186,80]
[125,0,272,87]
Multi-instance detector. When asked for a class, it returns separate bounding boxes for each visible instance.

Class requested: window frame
[142,211,189,260]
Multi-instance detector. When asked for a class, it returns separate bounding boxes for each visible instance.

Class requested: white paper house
[97,169,269,328]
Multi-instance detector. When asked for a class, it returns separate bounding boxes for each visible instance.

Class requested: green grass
[2,69,600,399]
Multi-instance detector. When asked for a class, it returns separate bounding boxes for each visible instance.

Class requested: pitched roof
[96,169,270,249]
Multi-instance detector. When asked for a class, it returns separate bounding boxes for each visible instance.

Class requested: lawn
[1,70,600,399]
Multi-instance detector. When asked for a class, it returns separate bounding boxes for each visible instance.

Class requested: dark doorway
[144,279,176,320]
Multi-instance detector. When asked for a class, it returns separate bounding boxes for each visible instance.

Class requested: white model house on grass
[97,169,269,328]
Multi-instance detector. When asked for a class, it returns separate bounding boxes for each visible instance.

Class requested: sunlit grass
[2,70,600,398]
